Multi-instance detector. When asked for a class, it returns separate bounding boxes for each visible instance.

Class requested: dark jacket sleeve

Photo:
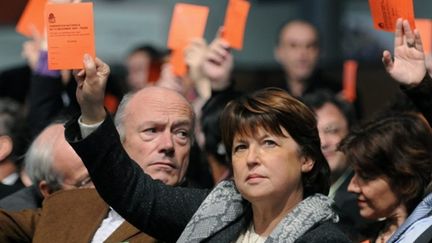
[64,115,209,242]
[402,74,432,126]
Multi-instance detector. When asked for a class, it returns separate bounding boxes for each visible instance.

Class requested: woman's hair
[220,87,330,197]
[339,112,432,213]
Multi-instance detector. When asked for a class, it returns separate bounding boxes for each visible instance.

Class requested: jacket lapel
[104,221,141,242]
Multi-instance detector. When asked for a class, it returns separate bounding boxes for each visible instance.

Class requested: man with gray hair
[0,122,91,211]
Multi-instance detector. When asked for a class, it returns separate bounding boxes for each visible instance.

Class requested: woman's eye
[233,144,247,152]
[358,172,373,182]
[263,140,276,146]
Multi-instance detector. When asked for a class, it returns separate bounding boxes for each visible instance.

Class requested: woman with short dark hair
[221,87,331,199]
[340,113,432,242]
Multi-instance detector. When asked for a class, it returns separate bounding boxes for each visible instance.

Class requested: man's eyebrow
[173,120,192,127]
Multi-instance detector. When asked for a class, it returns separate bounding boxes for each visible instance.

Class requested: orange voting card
[45,2,95,70]
[222,0,250,50]
[415,19,432,55]
[16,0,47,37]
[343,60,358,103]
[368,0,415,32]
[170,49,187,77]
[167,3,209,49]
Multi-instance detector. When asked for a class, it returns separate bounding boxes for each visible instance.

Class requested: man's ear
[0,135,13,161]
[38,180,51,198]
[301,156,315,173]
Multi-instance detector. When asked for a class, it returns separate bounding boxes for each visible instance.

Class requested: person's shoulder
[0,186,42,211]
[296,221,352,243]
[45,188,99,201]
[43,188,102,207]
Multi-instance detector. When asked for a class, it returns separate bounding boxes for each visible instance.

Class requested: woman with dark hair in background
[340,112,432,243]
[338,18,432,242]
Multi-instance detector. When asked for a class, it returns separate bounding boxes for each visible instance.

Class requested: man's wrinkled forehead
[129,87,194,121]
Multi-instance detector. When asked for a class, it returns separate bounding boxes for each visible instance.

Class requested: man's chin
[152,174,177,186]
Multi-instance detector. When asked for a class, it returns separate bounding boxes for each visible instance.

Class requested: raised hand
[382,18,426,87]
[202,27,233,91]
[185,38,208,82]
[156,63,185,94]
[183,38,210,100]
[21,27,43,71]
[74,54,109,124]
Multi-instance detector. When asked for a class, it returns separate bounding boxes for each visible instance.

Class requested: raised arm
[382,18,427,87]
[67,55,208,241]
[202,28,234,91]
[73,54,109,125]
[383,18,432,125]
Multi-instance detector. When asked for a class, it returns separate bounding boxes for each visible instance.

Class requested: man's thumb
[83,54,97,79]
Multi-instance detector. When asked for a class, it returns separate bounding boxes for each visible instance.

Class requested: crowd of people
[0,1,431,241]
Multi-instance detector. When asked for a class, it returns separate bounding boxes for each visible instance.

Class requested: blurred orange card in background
[368,0,415,32]
[415,19,432,55]
[222,0,251,50]
[16,0,47,37]
[167,3,209,49]
[170,49,187,77]
[343,60,358,103]
[45,2,95,70]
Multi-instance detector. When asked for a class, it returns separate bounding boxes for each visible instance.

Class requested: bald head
[128,87,193,119]
[33,124,64,147]
[114,86,194,186]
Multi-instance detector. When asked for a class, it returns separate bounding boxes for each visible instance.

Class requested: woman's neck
[376,206,408,243]
[251,191,303,237]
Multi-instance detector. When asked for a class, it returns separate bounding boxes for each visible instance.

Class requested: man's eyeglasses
[62,176,93,189]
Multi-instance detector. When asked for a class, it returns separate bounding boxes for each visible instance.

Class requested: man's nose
[159,130,175,156]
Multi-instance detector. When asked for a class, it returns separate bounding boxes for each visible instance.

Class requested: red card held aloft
[222,0,251,50]
[45,2,95,70]
[167,3,209,49]
[368,0,415,32]
[343,60,358,103]
[170,48,187,77]
[16,0,48,37]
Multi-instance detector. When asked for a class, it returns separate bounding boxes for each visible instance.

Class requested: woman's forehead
[233,125,288,139]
